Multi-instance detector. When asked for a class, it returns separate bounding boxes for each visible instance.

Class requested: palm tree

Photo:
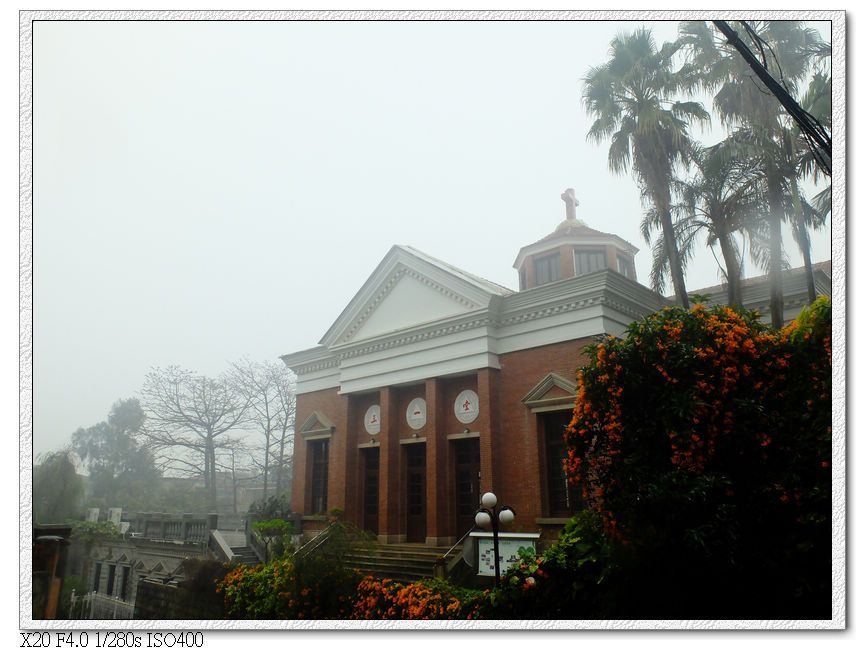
[785,180,826,303]
[791,71,832,303]
[678,20,827,327]
[583,27,710,308]
[659,136,765,306]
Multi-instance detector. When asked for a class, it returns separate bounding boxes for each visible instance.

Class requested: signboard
[406,397,427,430]
[364,405,381,435]
[472,532,540,577]
[454,389,479,424]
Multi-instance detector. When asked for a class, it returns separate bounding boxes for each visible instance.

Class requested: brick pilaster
[476,368,501,497]
[425,377,451,545]
[378,387,404,543]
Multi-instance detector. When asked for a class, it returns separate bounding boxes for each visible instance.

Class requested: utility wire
[713,20,831,177]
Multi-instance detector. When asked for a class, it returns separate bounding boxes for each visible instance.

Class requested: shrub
[172,559,231,619]
[351,577,485,620]
[562,299,832,618]
[218,554,365,619]
[476,511,623,619]
[253,519,295,562]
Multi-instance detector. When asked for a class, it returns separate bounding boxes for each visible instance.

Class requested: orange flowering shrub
[217,554,487,619]
[351,577,484,620]
[563,298,832,618]
[217,555,365,619]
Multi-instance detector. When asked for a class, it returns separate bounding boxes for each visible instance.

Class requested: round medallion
[406,397,427,430]
[364,405,381,435]
[454,389,479,424]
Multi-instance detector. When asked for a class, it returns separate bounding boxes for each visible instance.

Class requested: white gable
[319,246,511,347]
[351,271,472,341]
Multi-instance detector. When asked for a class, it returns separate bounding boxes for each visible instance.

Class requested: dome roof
[555,217,588,231]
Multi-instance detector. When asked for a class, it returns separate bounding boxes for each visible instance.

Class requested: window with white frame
[574,250,606,276]
[534,253,561,285]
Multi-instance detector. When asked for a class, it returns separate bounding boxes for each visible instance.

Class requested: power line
[713,20,831,177]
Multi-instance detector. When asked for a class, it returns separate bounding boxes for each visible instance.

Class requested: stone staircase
[215,529,262,567]
[342,543,456,584]
[229,545,262,566]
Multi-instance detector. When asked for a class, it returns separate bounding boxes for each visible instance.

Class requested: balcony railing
[128,513,218,542]
[68,590,134,620]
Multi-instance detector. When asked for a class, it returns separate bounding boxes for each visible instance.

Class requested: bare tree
[272,365,296,498]
[139,366,250,511]
[230,359,296,501]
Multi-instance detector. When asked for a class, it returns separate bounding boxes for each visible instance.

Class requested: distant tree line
[32,359,296,523]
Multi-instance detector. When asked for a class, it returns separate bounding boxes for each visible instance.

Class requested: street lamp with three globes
[474,491,515,582]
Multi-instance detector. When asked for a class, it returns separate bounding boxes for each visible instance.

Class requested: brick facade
[284,202,668,546]
[290,336,596,546]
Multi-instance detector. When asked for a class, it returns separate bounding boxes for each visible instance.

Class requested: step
[344,556,438,575]
[340,543,457,583]
[348,543,452,555]
[229,546,262,566]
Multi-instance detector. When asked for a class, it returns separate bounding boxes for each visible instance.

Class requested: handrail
[440,526,474,563]
[208,529,236,563]
[294,522,335,560]
[433,527,476,579]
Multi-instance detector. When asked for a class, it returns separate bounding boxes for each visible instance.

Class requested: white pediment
[521,373,578,412]
[350,271,472,341]
[321,246,513,347]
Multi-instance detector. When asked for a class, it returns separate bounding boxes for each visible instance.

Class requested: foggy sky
[28,16,835,457]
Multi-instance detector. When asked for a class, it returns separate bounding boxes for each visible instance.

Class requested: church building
[281,190,670,545]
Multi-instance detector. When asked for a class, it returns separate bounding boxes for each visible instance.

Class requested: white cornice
[501,269,669,324]
[281,346,338,374]
[332,308,495,359]
[286,261,670,396]
[690,265,831,325]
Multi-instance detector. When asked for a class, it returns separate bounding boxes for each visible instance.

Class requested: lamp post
[474,491,515,582]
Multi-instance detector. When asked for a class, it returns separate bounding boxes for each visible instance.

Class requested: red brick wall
[346,393,378,522]
[290,387,348,516]
[378,387,402,540]
[394,385,426,440]
[291,337,594,538]
[492,337,594,524]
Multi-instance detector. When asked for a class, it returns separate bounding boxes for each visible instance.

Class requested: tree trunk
[801,233,816,304]
[203,445,211,504]
[263,434,271,501]
[275,428,288,496]
[766,171,786,329]
[205,440,217,512]
[717,224,743,306]
[659,204,689,309]
[790,176,817,304]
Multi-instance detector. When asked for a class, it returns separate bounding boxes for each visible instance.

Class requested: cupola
[513,189,639,291]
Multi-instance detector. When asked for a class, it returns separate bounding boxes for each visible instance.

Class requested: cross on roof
[561,188,579,221]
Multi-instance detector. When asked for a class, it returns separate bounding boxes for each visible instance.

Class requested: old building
[281,190,672,545]
[282,189,830,547]
[68,513,233,619]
